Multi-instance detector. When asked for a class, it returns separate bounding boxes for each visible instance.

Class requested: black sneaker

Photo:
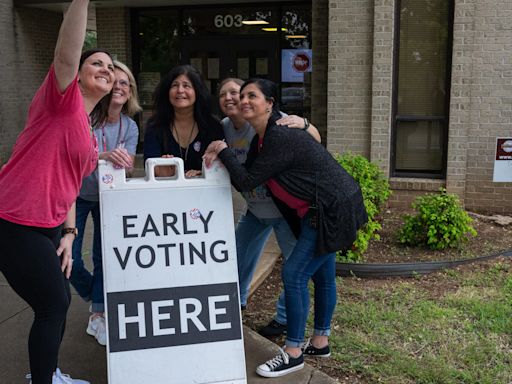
[256,349,304,378]
[302,338,331,358]
[258,319,287,337]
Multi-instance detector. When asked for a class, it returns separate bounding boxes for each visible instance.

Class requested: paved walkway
[0,174,336,383]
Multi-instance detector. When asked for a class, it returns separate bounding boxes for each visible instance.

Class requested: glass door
[181,37,279,116]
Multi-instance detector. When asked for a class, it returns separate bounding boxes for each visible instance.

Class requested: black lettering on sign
[120,211,215,238]
[107,282,241,352]
[123,215,138,238]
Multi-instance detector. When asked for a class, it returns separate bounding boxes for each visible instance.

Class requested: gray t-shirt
[79,114,139,201]
[221,116,283,219]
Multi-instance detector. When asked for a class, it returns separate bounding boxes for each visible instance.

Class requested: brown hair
[79,49,113,127]
[217,78,244,95]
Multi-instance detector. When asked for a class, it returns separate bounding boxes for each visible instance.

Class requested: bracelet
[62,227,78,237]
[302,118,310,131]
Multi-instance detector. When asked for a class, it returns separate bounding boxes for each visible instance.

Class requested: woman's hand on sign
[185,169,202,178]
[56,235,74,279]
[204,140,227,168]
[100,148,133,169]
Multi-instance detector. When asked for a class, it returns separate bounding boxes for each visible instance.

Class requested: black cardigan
[218,120,368,255]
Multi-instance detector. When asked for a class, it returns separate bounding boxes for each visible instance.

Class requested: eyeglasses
[114,79,130,88]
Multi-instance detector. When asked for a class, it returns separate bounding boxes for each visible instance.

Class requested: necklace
[172,121,196,162]
[101,114,124,152]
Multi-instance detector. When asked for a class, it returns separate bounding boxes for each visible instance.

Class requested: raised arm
[53,0,89,92]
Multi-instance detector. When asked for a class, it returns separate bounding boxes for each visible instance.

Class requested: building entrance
[181,37,278,113]
[134,3,311,140]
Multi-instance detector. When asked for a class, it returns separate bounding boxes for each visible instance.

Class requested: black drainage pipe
[336,250,512,278]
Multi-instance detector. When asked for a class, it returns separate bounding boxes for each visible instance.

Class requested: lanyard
[101,115,124,152]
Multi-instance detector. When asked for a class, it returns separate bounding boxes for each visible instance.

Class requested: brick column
[446,0,475,203]
[96,7,132,65]
[326,0,374,157]
[370,0,394,176]
[311,0,328,143]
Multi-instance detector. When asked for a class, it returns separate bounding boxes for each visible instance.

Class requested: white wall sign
[493,137,512,182]
[99,158,246,384]
[281,49,312,82]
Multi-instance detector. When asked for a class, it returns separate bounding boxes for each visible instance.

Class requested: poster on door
[99,158,246,384]
[281,49,312,82]
[493,138,512,182]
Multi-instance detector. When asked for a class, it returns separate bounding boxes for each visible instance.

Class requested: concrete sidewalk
[0,189,336,384]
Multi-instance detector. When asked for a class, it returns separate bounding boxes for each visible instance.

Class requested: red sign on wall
[292,53,311,73]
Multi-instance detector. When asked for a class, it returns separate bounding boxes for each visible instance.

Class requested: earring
[266,108,270,113]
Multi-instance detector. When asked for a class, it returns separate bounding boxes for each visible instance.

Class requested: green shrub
[398,188,477,250]
[335,152,391,262]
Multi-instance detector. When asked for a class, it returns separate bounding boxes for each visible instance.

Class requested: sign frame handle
[145,157,185,182]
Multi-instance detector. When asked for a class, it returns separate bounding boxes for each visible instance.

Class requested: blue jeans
[235,210,296,324]
[70,197,104,313]
[282,217,337,348]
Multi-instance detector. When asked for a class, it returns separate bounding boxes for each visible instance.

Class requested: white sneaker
[86,314,107,346]
[26,368,90,384]
[53,368,90,384]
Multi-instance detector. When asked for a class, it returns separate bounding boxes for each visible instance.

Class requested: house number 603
[214,14,243,28]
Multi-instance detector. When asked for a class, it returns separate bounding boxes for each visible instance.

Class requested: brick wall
[0,2,60,165]
[96,7,132,66]
[327,0,512,213]
[450,0,512,214]
[369,0,394,176]
[311,0,328,143]
[327,0,374,157]
[388,178,446,209]
[0,0,17,165]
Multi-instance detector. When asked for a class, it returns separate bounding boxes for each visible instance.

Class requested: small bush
[398,188,477,250]
[335,152,391,262]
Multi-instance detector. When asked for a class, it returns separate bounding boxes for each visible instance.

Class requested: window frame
[390,0,455,179]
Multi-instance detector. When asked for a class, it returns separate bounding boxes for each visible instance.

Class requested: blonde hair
[114,60,142,117]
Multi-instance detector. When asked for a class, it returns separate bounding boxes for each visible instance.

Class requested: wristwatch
[302,118,310,131]
[62,227,78,237]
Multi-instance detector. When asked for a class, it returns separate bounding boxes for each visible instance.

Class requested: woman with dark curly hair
[144,65,223,177]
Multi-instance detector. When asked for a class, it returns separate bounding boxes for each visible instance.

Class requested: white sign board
[99,158,246,384]
[493,137,512,182]
[281,49,312,82]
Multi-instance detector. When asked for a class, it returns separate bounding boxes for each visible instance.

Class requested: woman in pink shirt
[0,0,114,382]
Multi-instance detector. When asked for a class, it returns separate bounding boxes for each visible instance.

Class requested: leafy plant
[398,188,477,250]
[335,152,391,262]
[83,30,97,51]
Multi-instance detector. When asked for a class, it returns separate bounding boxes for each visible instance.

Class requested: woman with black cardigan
[204,78,367,378]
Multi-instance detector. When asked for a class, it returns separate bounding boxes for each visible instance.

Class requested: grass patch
[321,265,512,384]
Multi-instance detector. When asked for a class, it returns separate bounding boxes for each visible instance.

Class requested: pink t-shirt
[267,179,309,218]
[257,137,309,218]
[0,65,98,227]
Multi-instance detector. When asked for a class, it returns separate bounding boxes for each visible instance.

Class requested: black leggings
[0,218,71,384]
